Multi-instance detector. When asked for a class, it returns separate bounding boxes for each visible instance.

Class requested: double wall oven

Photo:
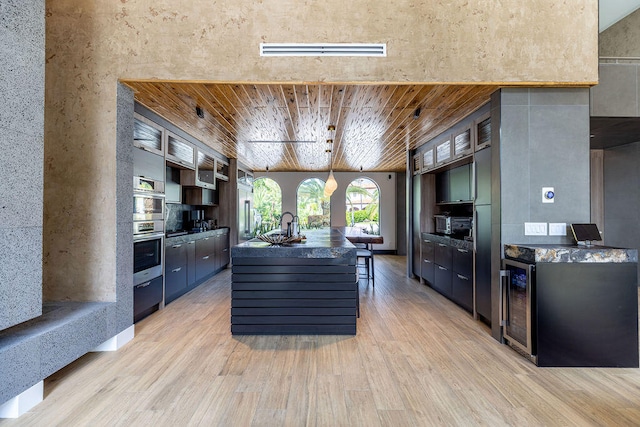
[133,175,165,321]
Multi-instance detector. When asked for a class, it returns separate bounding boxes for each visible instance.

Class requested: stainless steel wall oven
[133,232,164,286]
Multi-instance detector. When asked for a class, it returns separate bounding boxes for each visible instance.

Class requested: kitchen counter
[231,228,358,335]
[231,227,355,259]
[504,243,638,264]
[165,227,229,244]
[421,232,473,251]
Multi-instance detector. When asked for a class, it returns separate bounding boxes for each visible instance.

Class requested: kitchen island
[231,228,358,335]
[504,243,638,367]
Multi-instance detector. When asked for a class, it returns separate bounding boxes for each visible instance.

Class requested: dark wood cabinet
[134,275,163,322]
[421,238,435,284]
[165,241,188,303]
[165,229,230,305]
[452,248,473,312]
[434,264,452,297]
[195,236,216,281]
[436,164,471,204]
[435,243,452,270]
[449,164,471,202]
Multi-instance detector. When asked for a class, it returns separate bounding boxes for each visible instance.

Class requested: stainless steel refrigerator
[238,185,254,243]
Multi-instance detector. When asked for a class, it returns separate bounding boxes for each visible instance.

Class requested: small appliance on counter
[434,215,472,235]
[186,209,206,232]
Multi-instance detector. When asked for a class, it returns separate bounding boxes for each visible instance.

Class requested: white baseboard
[92,325,135,352]
[0,381,43,418]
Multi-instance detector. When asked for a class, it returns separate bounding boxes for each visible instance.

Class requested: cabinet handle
[172,244,182,248]
[223,248,228,252]
[171,267,182,273]
[136,281,151,288]
[202,255,210,260]
[457,248,468,253]
[423,239,431,243]
[204,237,210,240]
[188,241,195,245]
[457,274,469,280]
[423,259,431,263]
[438,266,447,270]
[438,243,447,247]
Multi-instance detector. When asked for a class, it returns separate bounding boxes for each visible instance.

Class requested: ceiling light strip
[260,43,387,57]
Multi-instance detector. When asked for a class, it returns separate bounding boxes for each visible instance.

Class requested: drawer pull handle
[172,244,182,248]
[202,255,210,260]
[438,266,447,270]
[188,241,195,245]
[172,267,182,273]
[136,281,151,288]
[223,248,228,252]
[423,259,431,263]
[438,243,447,247]
[423,239,431,243]
[457,248,468,253]
[457,274,469,280]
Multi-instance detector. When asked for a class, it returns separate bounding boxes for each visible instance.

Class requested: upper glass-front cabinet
[238,168,253,187]
[412,155,422,175]
[435,136,452,165]
[475,112,492,151]
[133,114,164,156]
[216,159,229,181]
[422,147,435,171]
[196,150,216,189]
[453,127,472,159]
[165,131,195,169]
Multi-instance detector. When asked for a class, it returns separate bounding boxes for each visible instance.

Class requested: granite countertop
[231,228,356,259]
[165,227,229,244]
[421,232,474,251]
[504,243,638,264]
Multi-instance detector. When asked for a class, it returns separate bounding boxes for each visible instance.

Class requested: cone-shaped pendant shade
[324,170,338,197]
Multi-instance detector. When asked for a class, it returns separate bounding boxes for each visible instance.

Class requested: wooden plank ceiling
[124,82,498,172]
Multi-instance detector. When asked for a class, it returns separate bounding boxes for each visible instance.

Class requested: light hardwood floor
[3,255,640,426]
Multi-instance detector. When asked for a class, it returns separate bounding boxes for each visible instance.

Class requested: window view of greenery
[346,178,380,235]
[253,177,282,235]
[297,178,330,229]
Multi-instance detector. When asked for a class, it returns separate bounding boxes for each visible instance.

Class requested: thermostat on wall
[542,187,555,203]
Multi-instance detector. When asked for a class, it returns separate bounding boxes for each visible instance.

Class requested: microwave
[133,176,165,194]
[133,193,164,222]
[434,215,472,235]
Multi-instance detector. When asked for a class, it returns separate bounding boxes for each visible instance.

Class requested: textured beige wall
[44,1,598,300]
[600,8,640,57]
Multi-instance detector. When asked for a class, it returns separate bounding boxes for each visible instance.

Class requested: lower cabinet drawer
[421,258,435,284]
[165,265,188,304]
[452,273,473,312]
[433,264,452,298]
[134,275,163,322]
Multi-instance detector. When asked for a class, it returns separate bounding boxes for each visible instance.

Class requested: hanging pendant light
[323,135,337,197]
[324,169,337,197]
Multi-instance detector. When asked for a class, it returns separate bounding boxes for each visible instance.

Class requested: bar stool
[356,243,374,286]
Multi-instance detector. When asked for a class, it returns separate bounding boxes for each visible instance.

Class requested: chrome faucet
[281,211,294,236]
[280,211,299,237]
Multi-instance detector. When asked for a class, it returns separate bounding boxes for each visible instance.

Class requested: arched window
[297,178,330,230]
[346,177,380,235]
[253,177,282,235]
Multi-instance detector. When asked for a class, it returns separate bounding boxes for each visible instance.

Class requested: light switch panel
[524,222,547,236]
[549,223,567,236]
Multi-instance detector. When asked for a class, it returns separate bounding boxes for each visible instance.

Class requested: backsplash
[166,204,191,232]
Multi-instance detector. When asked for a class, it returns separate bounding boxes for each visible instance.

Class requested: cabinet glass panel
[453,129,471,157]
[166,132,195,169]
[197,151,216,189]
[216,160,229,181]
[436,139,451,163]
[422,149,434,170]
[476,116,491,150]
[413,155,421,174]
[133,116,163,155]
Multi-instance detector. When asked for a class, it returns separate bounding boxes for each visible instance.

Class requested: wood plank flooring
[3,255,640,426]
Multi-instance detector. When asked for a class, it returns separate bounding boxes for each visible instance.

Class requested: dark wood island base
[231,228,357,335]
